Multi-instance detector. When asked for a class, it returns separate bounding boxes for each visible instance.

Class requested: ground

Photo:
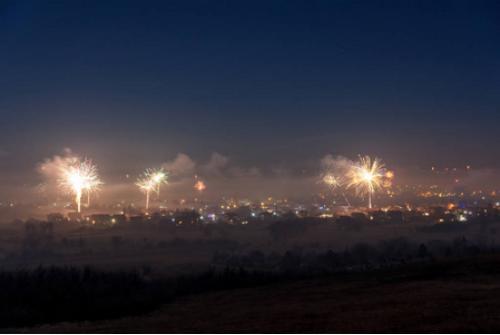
[15,256,500,333]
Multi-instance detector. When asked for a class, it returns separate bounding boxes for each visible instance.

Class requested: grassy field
[14,255,500,333]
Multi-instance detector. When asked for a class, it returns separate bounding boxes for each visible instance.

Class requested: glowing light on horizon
[347,155,386,209]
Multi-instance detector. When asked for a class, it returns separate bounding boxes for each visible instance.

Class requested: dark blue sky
[1,0,499,177]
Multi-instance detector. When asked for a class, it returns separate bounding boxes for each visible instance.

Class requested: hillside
[18,256,500,333]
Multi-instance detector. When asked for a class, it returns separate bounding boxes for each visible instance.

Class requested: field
[13,255,500,333]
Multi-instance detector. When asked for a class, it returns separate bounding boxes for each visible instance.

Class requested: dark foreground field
[12,255,500,333]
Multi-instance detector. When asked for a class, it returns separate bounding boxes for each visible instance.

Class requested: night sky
[1,0,499,183]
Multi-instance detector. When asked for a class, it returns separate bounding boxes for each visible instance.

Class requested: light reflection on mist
[0,151,497,209]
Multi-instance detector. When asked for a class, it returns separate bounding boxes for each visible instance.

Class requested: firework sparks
[150,168,168,197]
[323,174,341,188]
[384,170,395,188]
[346,155,386,209]
[136,168,168,210]
[59,159,101,213]
[194,180,206,192]
[136,174,155,210]
[322,174,351,207]
[385,170,394,179]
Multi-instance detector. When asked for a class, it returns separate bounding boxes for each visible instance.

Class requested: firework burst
[150,168,168,197]
[323,174,342,188]
[136,168,168,210]
[346,155,386,209]
[136,174,155,210]
[322,173,351,207]
[59,159,102,213]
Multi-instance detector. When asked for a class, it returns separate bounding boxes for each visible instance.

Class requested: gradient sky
[1,0,499,183]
